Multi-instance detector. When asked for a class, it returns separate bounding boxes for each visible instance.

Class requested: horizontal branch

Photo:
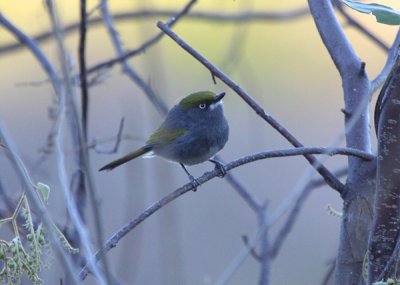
[79,146,372,280]
[157,21,346,193]
[228,147,374,164]
[0,7,309,56]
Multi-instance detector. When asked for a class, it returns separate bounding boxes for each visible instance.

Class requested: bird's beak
[214,92,226,103]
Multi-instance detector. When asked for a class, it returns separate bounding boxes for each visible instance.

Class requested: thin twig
[0,9,95,284]
[258,206,270,285]
[45,0,108,283]
[248,167,347,261]
[229,147,374,162]
[215,164,348,285]
[92,117,125,154]
[0,11,63,168]
[241,235,261,261]
[320,258,336,285]
[370,31,400,96]
[218,25,249,72]
[99,0,174,115]
[86,0,198,80]
[214,155,261,212]
[157,20,344,192]
[79,0,89,140]
[157,21,374,192]
[0,7,309,56]
[100,0,256,228]
[100,4,262,256]
[0,124,80,284]
[0,12,61,93]
[215,226,265,285]
[79,146,371,280]
[269,182,313,258]
[0,177,16,213]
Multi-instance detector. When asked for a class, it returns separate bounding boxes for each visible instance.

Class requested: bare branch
[92,117,125,154]
[45,0,109,283]
[0,7,309,56]
[241,235,261,261]
[371,30,400,96]
[308,0,361,75]
[0,10,103,280]
[86,0,198,80]
[269,183,313,259]
[0,124,80,284]
[156,20,378,192]
[233,167,347,276]
[215,226,266,285]
[333,1,389,53]
[79,0,89,140]
[227,147,374,162]
[258,207,271,285]
[100,5,260,257]
[320,258,336,285]
[0,177,16,214]
[0,12,61,93]
[99,0,176,115]
[79,146,371,280]
[308,0,371,160]
[215,164,338,285]
[214,155,261,212]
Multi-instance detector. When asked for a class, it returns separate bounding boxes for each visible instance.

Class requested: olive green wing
[146,126,187,145]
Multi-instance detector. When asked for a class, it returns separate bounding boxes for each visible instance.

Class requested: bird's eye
[198,103,207,110]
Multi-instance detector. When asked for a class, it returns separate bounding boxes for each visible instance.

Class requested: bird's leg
[180,163,200,191]
[209,158,227,178]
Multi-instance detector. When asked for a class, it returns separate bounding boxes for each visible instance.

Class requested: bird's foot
[209,159,227,178]
[188,175,200,192]
[180,163,200,191]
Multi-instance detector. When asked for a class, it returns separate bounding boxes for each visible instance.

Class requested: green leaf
[36,182,50,203]
[341,0,400,25]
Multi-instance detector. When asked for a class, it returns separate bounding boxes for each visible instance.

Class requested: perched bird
[99,91,229,189]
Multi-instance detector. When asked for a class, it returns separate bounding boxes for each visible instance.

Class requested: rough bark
[369,53,400,283]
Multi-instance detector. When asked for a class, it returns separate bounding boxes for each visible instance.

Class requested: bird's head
[178,91,226,121]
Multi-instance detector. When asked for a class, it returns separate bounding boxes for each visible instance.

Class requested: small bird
[99,91,229,189]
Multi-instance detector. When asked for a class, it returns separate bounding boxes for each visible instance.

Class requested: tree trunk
[334,161,375,285]
[369,53,400,283]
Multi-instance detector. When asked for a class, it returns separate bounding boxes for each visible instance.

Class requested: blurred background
[1,0,400,284]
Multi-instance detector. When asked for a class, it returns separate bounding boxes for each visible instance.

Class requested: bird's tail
[99,146,152,171]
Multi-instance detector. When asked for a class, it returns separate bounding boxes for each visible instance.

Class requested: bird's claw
[209,159,227,178]
[188,175,200,192]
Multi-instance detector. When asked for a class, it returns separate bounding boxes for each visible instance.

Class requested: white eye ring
[198,103,207,110]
